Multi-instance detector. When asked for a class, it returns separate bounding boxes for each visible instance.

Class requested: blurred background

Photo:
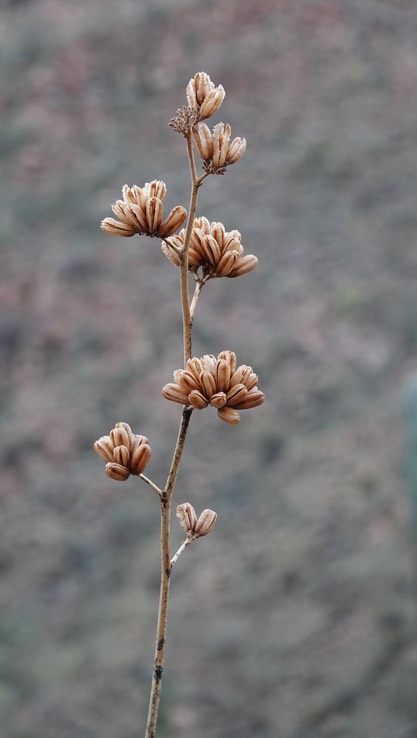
[1,0,417,736]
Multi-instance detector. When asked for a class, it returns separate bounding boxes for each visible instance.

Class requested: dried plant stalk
[94,72,264,738]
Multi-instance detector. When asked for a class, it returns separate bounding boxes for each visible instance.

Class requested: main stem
[144,132,202,738]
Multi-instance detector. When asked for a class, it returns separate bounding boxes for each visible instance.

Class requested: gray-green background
[1,0,417,736]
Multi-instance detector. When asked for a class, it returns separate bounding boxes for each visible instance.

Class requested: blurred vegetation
[1,0,417,736]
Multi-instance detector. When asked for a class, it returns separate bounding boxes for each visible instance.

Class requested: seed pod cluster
[94,422,152,481]
[193,122,246,171]
[101,181,187,238]
[161,217,258,279]
[186,72,225,121]
[162,350,265,425]
[176,502,217,538]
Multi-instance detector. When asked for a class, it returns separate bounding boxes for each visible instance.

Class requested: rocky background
[1,0,417,736]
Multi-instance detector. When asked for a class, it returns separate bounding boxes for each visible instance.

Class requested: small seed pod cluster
[94,422,152,481]
[162,350,265,425]
[101,181,187,238]
[193,122,246,172]
[161,217,258,279]
[177,503,217,538]
[186,72,225,121]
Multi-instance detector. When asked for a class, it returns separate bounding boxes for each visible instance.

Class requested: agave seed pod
[105,462,131,481]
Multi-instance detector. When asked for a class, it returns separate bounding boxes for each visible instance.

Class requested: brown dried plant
[95,71,264,738]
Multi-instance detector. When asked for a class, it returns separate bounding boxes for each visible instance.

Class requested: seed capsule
[105,462,131,481]
[194,509,217,537]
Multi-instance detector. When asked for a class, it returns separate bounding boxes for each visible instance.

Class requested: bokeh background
[2,0,417,736]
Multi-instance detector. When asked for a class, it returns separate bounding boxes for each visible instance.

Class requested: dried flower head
[94,422,152,481]
[101,182,187,238]
[161,217,258,280]
[162,350,264,425]
[186,72,225,121]
[193,122,246,173]
[177,503,217,538]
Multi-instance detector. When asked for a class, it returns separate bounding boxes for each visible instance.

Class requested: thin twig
[139,474,162,497]
[170,536,194,568]
[190,280,203,323]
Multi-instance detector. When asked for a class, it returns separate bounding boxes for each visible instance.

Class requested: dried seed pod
[234,390,265,410]
[212,123,231,167]
[177,370,201,394]
[199,87,225,119]
[188,389,209,409]
[105,462,131,481]
[115,422,136,450]
[146,197,163,233]
[217,406,241,425]
[162,383,190,405]
[216,250,239,277]
[94,435,115,463]
[130,443,152,475]
[230,254,258,277]
[226,383,248,407]
[209,391,227,408]
[218,350,237,375]
[148,180,167,201]
[100,218,136,237]
[193,123,214,160]
[199,369,217,398]
[194,509,217,537]
[177,502,198,535]
[113,445,130,467]
[216,360,231,392]
[110,425,130,450]
[158,206,187,238]
[199,235,221,266]
[226,136,247,165]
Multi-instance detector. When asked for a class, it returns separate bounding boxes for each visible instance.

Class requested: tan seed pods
[161,217,258,280]
[94,422,152,481]
[186,72,225,121]
[176,503,217,538]
[162,351,264,425]
[101,182,186,239]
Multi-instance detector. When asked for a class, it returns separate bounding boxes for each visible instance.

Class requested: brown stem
[144,406,193,738]
[180,134,202,365]
[144,127,205,738]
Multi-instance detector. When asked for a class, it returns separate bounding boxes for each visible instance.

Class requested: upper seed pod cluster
[162,350,264,425]
[94,422,152,481]
[101,182,187,238]
[186,72,225,122]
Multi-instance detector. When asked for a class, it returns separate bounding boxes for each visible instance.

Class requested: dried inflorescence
[186,72,225,122]
[94,422,152,481]
[162,350,264,425]
[161,217,258,280]
[193,122,246,173]
[100,181,187,238]
[170,72,225,135]
[176,503,217,538]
